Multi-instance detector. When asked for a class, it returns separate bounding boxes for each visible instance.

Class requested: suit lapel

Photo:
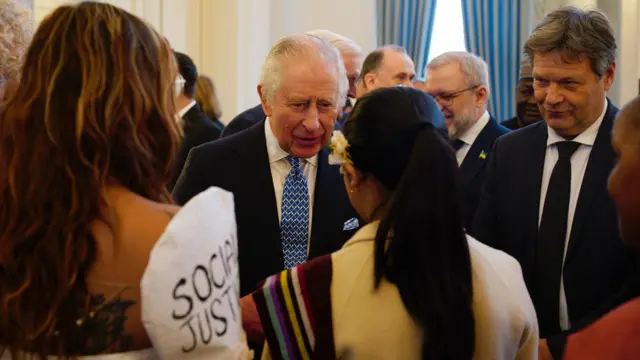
[565,103,618,261]
[526,123,549,254]
[234,123,284,269]
[308,148,347,258]
[459,118,498,185]
[182,104,200,130]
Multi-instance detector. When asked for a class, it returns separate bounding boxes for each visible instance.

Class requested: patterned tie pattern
[280,156,310,269]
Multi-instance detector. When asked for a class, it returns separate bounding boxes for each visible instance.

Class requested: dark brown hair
[345,87,474,359]
[0,1,180,357]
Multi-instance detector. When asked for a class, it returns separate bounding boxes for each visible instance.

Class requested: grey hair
[305,29,363,58]
[426,51,490,96]
[259,34,348,109]
[524,6,616,78]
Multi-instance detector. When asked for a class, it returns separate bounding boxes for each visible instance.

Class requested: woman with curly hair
[0,0,33,100]
[0,2,185,358]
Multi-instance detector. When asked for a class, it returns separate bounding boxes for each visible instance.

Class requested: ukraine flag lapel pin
[479,150,488,160]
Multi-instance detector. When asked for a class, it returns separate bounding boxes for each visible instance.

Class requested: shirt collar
[264,117,318,167]
[546,98,607,147]
[178,100,197,118]
[458,110,490,145]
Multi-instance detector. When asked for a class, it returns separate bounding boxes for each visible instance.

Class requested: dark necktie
[535,140,580,336]
[450,139,465,151]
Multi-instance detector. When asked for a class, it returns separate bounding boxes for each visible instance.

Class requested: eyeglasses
[428,85,480,106]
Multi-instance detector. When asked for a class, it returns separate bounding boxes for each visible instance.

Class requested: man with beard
[503,59,542,129]
[424,51,510,229]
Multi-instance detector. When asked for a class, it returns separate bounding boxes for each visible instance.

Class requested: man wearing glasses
[425,51,510,229]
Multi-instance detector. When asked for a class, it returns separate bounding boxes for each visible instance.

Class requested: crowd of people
[0,1,639,359]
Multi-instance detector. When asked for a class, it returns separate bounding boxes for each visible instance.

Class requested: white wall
[270,0,377,55]
[32,0,376,124]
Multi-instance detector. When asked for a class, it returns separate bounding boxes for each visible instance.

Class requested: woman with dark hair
[0,2,251,359]
[254,87,537,359]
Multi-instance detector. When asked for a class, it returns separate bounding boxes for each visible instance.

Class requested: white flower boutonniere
[327,130,352,165]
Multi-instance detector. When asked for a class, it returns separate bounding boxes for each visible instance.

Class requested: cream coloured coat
[263,222,538,359]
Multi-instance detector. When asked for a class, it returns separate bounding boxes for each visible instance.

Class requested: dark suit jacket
[502,116,520,130]
[459,118,510,229]
[169,104,223,190]
[220,104,346,138]
[220,104,266,138]
[471,103,638,352]
[172,121,359,297]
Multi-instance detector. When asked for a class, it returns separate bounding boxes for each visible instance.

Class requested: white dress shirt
[178,99,197,118]
[538,99,608,331]
[455,111,490,166]
[264,118,317,247]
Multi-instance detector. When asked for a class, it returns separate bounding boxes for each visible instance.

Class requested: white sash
[141,187,252,359]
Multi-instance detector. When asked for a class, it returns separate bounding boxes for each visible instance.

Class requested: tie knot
[450,139,465,151]
[287,156,301,170]
[556,141,580,160]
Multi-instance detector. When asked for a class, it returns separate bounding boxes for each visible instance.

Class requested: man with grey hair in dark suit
[173,33,360,353]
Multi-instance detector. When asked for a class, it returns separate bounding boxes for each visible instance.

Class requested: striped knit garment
[253,254,335,360]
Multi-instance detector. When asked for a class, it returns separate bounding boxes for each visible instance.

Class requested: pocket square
[343,218,359,231]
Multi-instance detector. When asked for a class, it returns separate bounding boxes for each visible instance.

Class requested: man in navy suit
[220,29,363,138]
[424,51,510,229]
[173,34,359,350]
[471,7,638,359]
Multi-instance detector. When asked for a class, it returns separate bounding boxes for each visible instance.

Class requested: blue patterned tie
[280,156,310,269]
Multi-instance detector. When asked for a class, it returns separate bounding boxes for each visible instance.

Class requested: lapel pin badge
[479,150,487,160]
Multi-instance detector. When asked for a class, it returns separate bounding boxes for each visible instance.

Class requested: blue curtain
[461,0,521,123]
[377,0,438,79]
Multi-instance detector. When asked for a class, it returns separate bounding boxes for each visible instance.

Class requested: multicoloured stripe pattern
[253,254,335,360]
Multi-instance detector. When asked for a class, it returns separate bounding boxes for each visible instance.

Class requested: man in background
[424,51,509,229]
[220,30,363,137]
[356,45,416,98]
[502,59,542,129]
[472,8,637,359]
[170,52,224,189]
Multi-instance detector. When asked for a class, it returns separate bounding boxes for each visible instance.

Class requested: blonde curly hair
[0,0,33,83]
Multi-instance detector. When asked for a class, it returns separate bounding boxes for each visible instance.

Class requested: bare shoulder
[90,188,181,284]
[158,202,181,220]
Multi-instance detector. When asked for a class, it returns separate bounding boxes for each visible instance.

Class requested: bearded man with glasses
[425,51,510,229]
